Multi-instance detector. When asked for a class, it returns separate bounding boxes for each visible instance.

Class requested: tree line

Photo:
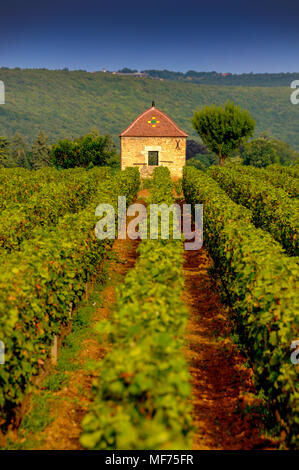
[0,130,119,169]
[140,69,299,87]
[0,131,50,169]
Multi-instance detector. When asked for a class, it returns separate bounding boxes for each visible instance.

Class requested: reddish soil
[183,246,277,450]
[137,188,150,199]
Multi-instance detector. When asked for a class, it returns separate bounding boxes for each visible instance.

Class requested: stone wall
[120,136,186,178]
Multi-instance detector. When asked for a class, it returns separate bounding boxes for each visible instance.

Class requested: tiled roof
[120,105,188,137]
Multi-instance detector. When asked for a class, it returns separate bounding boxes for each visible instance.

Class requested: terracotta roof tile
[120,106,188,137]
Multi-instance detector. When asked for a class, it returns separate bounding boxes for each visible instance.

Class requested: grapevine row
[0,167,88,212]
[183,166,299,448]
[208,166,299,256]
[234,165,299,199]
[0,167,110,252]
[267,163,299,180]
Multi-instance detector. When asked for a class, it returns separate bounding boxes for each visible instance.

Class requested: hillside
[0,68,298,149]
[141,69,299,87]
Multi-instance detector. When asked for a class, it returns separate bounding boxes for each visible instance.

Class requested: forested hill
[141,70,299,87]
[0,68,298,149]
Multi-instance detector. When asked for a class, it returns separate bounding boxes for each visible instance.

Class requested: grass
[42,372,69,392]
[2,392,59,449]
[21,393,57,435]
[56,306,93,372]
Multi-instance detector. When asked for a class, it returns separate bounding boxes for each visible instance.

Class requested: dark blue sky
[0,0,298,73]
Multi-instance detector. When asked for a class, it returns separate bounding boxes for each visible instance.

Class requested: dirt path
[183,246,277,450]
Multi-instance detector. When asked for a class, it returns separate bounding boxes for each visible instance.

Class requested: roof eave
[120,133,188,137]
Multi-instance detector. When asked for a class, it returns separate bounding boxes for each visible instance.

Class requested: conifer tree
[32,131,50,169]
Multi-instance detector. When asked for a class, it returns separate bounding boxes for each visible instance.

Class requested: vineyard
[0,164,298,450]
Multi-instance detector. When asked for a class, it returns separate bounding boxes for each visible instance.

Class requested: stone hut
[120,102,188,178]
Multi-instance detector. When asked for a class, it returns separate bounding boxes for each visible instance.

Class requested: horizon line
[1,66,299,75]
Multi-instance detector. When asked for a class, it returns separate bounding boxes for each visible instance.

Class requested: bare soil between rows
[183,246,277,450]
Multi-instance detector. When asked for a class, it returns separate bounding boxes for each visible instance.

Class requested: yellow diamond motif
[148,117,160,127]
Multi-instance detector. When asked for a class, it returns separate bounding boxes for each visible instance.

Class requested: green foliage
[117,167,141,206]
[105,152,120,169]
[186,157,207,171]
[51,132,116,169]
[0,68,299,150]
[266,136,299,166]
[31,131,50,169]
[0,167,65,211]
[141,177,152,191]
[117,68,138,73]
[224,155,243,166]
[148,166,173,205]
[0,167,140,414]
[236,165,299,199]
[191,101,255,165]
[183,167,299,448]
[267,163,299,179]
[0,168,109,252]
[208,166,299,256]
[0,136,11,167]
[242,137,279,167]
[50,139,78,168]
[21,393,55,434]
[186,152,218,171]
[142,69,299,87]
[42,372,69,392]
[80,168,193,450]
[173,179,183,196]
[9,132,31,168]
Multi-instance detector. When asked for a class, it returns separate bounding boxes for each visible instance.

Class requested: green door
[148,151,159,166]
